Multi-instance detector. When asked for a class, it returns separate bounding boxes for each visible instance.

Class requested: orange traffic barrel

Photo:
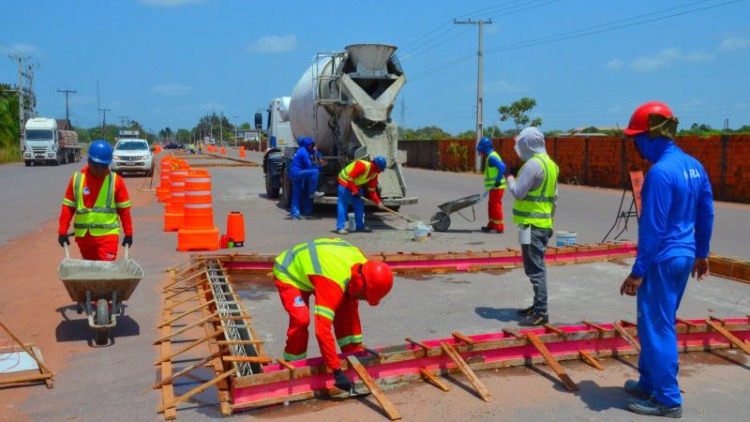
[226,211,245,246]
[156,155,174,202]
[220,145,226,154]
[239,146,246,158]
[177,169,219,251]
[164,169,187,231]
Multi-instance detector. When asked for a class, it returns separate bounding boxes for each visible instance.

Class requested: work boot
[356,226,373,233]
[310,191,325,199]
[480,226,504,233]
[624,379,651,399]
[627,397,682,418]
[519,313,548,327]
[516,306,535,317]
[336,229,349,235]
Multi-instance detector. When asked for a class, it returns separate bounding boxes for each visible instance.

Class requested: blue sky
[1,0,748,136]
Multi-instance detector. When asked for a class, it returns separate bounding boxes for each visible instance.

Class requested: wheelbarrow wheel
[95,299,109,345]
[431,212,451,232]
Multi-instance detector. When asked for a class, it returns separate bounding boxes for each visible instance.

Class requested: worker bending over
[476,137,507,233]
[619,101,714,418]
[273,238,394,393]
[336,156,387,234]
[58,140,133,260]
[505,127,558,327]
[289,137,324,220]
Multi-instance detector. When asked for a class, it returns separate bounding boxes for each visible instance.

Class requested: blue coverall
[630,134,714,407]
[289,144,320,219]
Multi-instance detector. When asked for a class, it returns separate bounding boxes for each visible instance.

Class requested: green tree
[498,97,543,133]
[0,87,20,150]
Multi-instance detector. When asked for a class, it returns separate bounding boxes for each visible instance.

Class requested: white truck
[23,117,82,166]
[262,44,417,208]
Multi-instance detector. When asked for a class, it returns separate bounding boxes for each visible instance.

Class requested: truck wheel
[265,177,280,198]
[24,160,31,167]
[280,171,292,209]
[61,153,68,165]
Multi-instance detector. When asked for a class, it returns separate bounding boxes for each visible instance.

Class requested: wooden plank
[276,357,296,372]
[419,368,450,392]
[405,337,429,350]
[216,340,264,346]
[155,330,224,365]
[346,356,402,421]
[706,320,750,355]
[222,356,273,364]
[543,323,567,337]
[164,291,203,311]
[502,328,522,339]
[153,311,219,345]
[440,342,492,402]
[0,372,54,386]
[709,315,727,325]
[162,269,204,293]
[157,368,238,413]
[151,350,223,390]
[157,299,216,328]
[613,322,641,352]
[451,332,476,345]
[582,320,609,334]
[677,318,699,328]
[526,333,579,392]
[159,298,177,420]
[0,321,54,387]
[578,350,604,370]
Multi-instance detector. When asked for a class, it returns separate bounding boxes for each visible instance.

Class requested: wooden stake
[582,320,609,334]
[276,357,296,372]
[151,350,223,390]
[526,332,579,392]
[0,321,54,388]
[613,322,641,352]
[677,318,698,328]
[157,299,216,328]
[578,350,604,370]
[222,356,273,364]
[162,269,204,293]
[157,368,238,413]
[419,368,450,392]
[164,291,203,311]
[158,301,177,420]
[405,337,429,350]
[502,328,522,339]
[440,342,492,401]
[153,311,219,345]
[346,356,402,421]
[706,320,750,355]
[543,323,567,337]
[216,340,264,346]
[451,331,476,345]
[155,330,224,365]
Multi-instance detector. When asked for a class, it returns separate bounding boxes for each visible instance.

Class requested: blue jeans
[290,169,319,218]
[337,185,364,230]
[636,256,693,407]
[521,226,552,316]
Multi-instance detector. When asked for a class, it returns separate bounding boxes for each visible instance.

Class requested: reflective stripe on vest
[483,151,506,190]
[273,239,367,292]
[72,171,121,237]
[512,154,558,229]
[338,160,377,186]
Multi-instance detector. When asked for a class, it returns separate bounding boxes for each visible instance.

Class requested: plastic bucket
[556,231,577,246]
[413,224,433,242]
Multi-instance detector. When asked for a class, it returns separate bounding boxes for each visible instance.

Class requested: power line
[57,89,76,122]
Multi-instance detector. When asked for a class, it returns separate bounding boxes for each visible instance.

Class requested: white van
[111,138,154,176]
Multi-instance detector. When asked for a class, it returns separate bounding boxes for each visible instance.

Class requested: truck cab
[23,117,81,166]
[262,97,294,200]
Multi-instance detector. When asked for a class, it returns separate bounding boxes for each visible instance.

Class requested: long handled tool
[361,197,423,224]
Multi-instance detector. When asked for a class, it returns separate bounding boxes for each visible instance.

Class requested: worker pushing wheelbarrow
[57,245,143,345]
[430,191,488,232]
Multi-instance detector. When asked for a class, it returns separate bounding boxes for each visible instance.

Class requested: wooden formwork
[0,321,54,390]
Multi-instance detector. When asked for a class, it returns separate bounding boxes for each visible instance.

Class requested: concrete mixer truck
[262,44,417,209]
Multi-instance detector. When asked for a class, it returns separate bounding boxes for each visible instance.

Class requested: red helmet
[361,260,393,306]
[624,101,674,136]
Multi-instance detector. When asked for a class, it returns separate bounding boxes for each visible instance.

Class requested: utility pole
[99,108,110,132]
[454,18,492,172]
[57,89,76,122]
[119,115,128,130]
[10,54,30,152]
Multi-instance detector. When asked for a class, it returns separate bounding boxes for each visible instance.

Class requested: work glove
[506,165,518,177]
[58,234,70,247]
[377,202,386,210]
[332,369,352,392]
[122,235,133,247]
[352,191,361,199]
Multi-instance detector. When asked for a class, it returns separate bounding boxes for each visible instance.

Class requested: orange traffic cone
[220,145,226,154]
[226,211,245,247]
[239,146,246,158]
[177,169,219,251]
[156,156,174,202]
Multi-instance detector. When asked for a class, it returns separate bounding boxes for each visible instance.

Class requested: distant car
[111,139,154,176]
[163,142,182,150]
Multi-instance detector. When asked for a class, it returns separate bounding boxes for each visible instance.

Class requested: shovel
[361,197,423,226]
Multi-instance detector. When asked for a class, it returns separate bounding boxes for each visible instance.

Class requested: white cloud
[629,48,714,73]
[139,0,209,7]
[487,80,524,93]
[151,83,192,96]
[718,36,750,52]
[0,43,40,56]
[606,59,624,71]
[248,34,297,53]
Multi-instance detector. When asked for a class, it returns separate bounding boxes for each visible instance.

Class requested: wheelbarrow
[57,245,144,345]
[430,192,487,232]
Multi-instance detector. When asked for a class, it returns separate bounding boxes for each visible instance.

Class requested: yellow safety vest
[512,154,558,229]
[483,151,506,190]
[273,239,367,292]
[65,172,128,237]
[338,160,377,187]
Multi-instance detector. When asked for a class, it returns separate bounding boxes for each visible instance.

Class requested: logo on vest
[83,187,90,195]
[293,296,305,307]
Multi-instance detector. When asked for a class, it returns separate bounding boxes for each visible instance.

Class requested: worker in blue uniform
[619,101,714,418]
[289,137,324,220]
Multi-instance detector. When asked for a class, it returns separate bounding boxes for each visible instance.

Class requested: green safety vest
[483,151,506,190]
[273,239,367,293]
[65,171,127,237]
[338,160,377,186]
[512,154,558,229]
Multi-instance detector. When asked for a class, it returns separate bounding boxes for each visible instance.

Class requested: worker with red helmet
[335,156,388,234]
[476,137,507,233]
[289,137,324,220]
[58,140,133,260]
[273,238,394,394]
[619,101,714,418]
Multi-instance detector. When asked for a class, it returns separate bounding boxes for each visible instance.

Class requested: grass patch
[0,147,21,164]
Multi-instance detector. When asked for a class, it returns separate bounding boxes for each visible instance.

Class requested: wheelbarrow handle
[64,243,70,259]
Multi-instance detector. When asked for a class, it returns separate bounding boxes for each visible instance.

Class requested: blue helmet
[372,156,387,171]
[477,137,493,153]
[297,137,314,148]
[88,140,113,165]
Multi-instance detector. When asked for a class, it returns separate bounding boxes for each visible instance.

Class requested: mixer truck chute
[264,43,417,209]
